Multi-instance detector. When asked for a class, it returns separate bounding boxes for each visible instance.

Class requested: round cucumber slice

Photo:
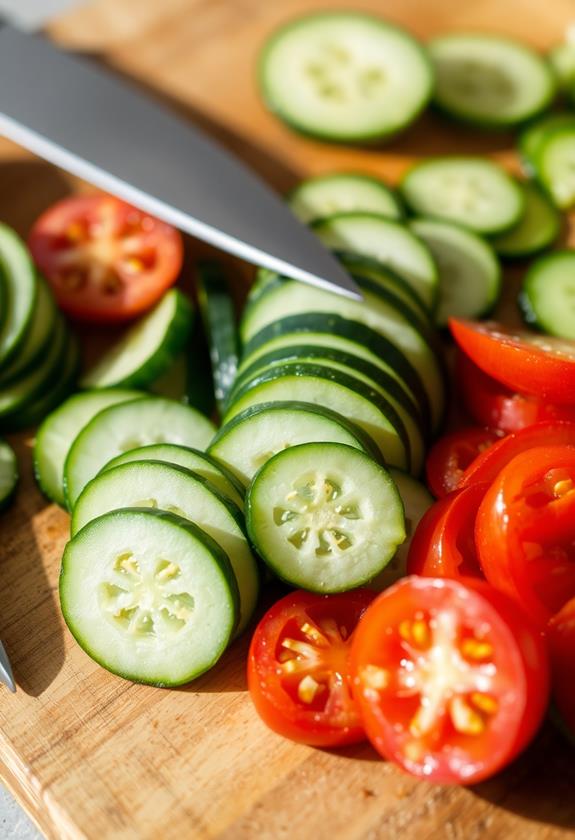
[259,11,432,142]
[410,218,501,326]
[0,439,18,511]
[246,442,405,592]
[430,34,556,127]
[289,172,403,223]
[60,508,239,686]
[0,279,57,386]
[536,124,575,208]
[519,112,575,174]
[0,224,37,367]
[401,157,524,234]
[492,181,561,258]
[71,461,259,634]
[64,396,216,508]
[519,250,575,339]
[208,400,381,485]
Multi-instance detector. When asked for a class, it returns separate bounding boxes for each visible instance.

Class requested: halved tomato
[450,319,575,405]
[425,427,501,499]
[548,598,575,738]
[247,589,374,747]
[29,194,183,323]
[350,577,549,785]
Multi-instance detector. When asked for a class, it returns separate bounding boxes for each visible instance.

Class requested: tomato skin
[475,446,575,628]
[29,195,183,323]
[425,428,501,499]
[450,318,575,405]
[350,577,550,785]
[458,421,575,491]
[548,598,575,737]
[406,484,487,581]
[248,589,374,747]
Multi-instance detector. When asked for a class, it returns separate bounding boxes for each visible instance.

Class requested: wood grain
[0,1,574,837]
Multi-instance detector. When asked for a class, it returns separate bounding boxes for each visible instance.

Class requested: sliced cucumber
[259,11,432,143]
[401,157,524,234]
[0,279,57,386]
[246,442,405,592]
[519,250,575,339]
[208,401,381,485]
[549,41,575,97]
[519,112,575,174]
[60,508,239,686]
[35,389,146,508]
[536,124,575,208]
[492,181,561,258]
[0,225,37,367]
[197,261,239,413]
[102,443,245,509]
[149,352,188,401]
[410,218,501,326]
[71,461,258,634]
[430,34,556,127]
[314,213,438,311]
[0,439,18,511]
[289,172,403,223]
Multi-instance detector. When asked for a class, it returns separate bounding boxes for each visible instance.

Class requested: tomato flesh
[425,427,501,499]
[29,194,183,323]
[350,577,549,785]
[548,598,575,738]
[248,589,374,747]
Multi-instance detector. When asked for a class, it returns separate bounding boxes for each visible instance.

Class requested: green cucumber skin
[492,182,561,259]
[518,249,575,337]
[0,439,18,512]
[0,224,38,368]
[288,173,405,223]
[60,507,240,687]
[0,279,57,387]
[519,113,575,174]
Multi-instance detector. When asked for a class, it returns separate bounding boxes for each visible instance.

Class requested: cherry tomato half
[406,484,487,581]
[248,589,374,747]
[425,427,501,499]
[548,597,575,738]
[475,446,575,627]
[350,577,549,785]
[29,194,183,323]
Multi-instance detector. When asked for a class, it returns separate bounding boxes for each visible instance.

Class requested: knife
[0,2,360,299]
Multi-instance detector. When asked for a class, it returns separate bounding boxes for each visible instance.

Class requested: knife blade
[0,20,360,299]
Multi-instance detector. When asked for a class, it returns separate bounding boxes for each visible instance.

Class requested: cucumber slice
[197,261,239,413]
[0,225,37,367]
[429,34,556,127]
[492,181,561,258]
[102,444,245,509]
[410,218,501,326]
[35,389,146,508]
[64,396,217,508]
[0,279,57,386]
[60,508,239,686]
[519,250,575,339]
[401,157,524,234]
[259,11,432,143]
[536,125,575,208]
[289,172,403,223]
[549,41,575,97]
[314,213,438,311]
[71,461,258,634]
[518,112,575,174]
[149,352,188,401]
[0,439,18,511]
[246,442,405,591]
[208,400,381,484]
[223,363,411,473]
[80,289,193,389]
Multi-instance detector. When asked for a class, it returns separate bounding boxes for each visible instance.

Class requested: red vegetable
[425,427,500,499]
[548,597,575,738]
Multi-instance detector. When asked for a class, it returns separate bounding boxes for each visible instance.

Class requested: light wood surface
[1,1,575,837]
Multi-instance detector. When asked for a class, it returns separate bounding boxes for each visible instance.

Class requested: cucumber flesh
[60,508,239,686]
[0,279,57,386]
[289,172,403,223]
[537,125,575,208]
[0,224,37,366]
[519,112,575,173]
[520,250,575,339]
[246,442,405,592]
[549,41,575,96]
[492,181,561,258]
[0,439,18,511]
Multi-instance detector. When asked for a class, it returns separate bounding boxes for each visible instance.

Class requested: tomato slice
[456,352,575,433]
[350,577,549,785]
[406,484,487,581]
[548,598,575,738]
[247,589,374,747]
[475,446,575,627]
[458,421,575,491]
[425,427,501,499]
[28,195,183,323]
[450,318,575,405]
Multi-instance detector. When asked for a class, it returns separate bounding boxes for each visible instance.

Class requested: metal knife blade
[0,640,15,693]
[0,23,360,299]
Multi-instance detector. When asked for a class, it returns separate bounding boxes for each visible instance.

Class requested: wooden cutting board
[1,1,575,837]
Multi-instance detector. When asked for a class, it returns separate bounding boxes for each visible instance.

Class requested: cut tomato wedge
[248,589,374,747]
[450,318,575,404]
[350,577,549,785]
[425,427,501,499]
[548,598,575,738]
[29,195,183,323]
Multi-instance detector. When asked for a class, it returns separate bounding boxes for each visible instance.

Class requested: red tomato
[475,446,575,628]
[458,421,575,491]
[350,577,549,785]
[450,318,575,405]
[425,427,501,498]
[247,589,374,747]
[548,598,575,737]
[28,195,183,323]
[406,484,487,580]
[456,352,575,433]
